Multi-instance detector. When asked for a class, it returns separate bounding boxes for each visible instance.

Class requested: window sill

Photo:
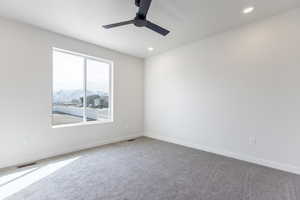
[52,120,114,129]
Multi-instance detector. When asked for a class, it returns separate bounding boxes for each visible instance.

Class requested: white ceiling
[0,0,299,58]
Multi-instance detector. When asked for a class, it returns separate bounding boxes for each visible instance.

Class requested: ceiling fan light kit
[103,0,170,36]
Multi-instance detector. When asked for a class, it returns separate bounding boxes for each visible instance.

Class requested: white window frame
[51,47,114,128]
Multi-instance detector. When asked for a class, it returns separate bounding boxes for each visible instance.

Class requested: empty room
[1,0,300,199]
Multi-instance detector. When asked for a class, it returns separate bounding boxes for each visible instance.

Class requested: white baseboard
[64,133,143,154]
[1,133,143,170]
[144,132,300,175]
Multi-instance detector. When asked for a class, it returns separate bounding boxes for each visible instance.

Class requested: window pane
[86,59,111,122]
[52,50,84,126]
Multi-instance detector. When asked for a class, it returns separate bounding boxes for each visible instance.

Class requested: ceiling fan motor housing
[134,13,147,27]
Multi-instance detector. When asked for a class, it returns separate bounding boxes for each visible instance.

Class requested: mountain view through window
[52,49,112,126]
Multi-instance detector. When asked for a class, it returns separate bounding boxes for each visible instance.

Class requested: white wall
[145,8,300,174]
[0,17,144,169]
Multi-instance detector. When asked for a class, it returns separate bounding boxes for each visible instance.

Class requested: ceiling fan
[103,0,170,36]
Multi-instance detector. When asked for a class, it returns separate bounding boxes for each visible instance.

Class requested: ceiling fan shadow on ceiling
[103,0,170,36]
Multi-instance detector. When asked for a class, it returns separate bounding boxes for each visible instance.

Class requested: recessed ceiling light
[243,6,255,14]
[148,47,154,51]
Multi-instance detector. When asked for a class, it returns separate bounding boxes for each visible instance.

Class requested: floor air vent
[17,162,37,169]
[127,139,137,142]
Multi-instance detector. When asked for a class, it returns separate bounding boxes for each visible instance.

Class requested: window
[52,48,113,127]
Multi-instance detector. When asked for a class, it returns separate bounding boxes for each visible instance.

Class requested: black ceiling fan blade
[103,20,135,29]
[138,0,153,17]
[146,21,170,36]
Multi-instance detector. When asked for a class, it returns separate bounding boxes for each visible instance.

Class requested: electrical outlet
[249,137,257,145]
[23,139,29,146]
